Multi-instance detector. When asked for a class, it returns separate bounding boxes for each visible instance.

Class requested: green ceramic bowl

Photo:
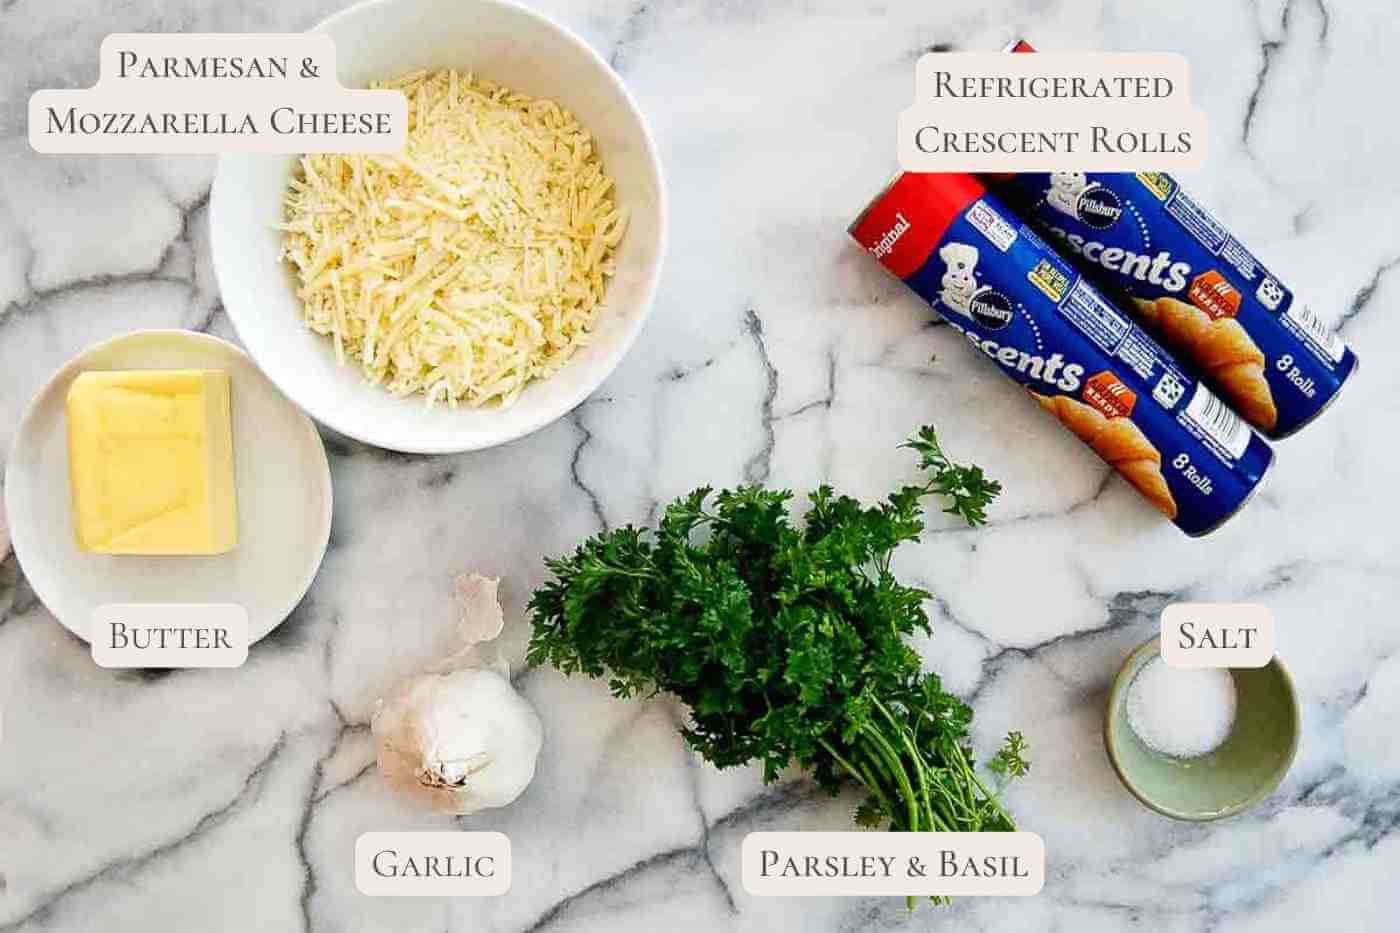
[1104,636,1300,821]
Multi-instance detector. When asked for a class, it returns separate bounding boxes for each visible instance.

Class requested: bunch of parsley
[528,426,1028,851]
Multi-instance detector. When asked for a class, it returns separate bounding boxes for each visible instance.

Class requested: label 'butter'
[66,369,238,554]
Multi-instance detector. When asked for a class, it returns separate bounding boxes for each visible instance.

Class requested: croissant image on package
[1031,392,1178,520]
[1130,296,1278,432]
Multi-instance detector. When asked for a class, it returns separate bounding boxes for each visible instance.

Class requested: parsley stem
[861,725,924,832]
[962,757,1015,829]
[819,738,894,819]
[869,696,938,834]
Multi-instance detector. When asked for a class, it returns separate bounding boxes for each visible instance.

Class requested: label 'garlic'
[371,574,544,814]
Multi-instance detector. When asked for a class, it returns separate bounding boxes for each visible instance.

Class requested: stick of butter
[66,370,238,555]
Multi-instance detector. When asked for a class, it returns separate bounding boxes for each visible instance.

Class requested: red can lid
[849,173,986,279]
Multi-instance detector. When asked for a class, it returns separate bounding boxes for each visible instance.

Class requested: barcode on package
[1182,385,1251,461]
[1284,303,1347,364]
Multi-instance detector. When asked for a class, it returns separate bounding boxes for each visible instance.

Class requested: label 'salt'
[1161,602,1274,668]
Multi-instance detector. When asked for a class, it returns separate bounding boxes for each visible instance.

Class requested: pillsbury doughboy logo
[937,242,979,314]
[938,242,1012,330]
[1045,172,1122,230]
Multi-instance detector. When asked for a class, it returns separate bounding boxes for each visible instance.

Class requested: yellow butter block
[66,369,238,555]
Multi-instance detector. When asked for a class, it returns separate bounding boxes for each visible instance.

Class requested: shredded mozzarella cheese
[280,70,628,408]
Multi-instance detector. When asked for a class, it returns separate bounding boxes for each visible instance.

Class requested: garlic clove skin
[453,573,505,645]
[428,574,511,677]
[372,668,543,815]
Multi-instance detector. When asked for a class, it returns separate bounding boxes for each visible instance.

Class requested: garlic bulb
[372,668,543,814]
[370,574,544,814]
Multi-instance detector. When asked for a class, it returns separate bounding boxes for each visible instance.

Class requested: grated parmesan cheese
[279,69,628,408]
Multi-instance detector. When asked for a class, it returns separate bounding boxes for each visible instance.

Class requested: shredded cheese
[280,70,628,408]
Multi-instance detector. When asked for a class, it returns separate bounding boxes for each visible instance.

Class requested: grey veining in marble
[3,0,1400,930]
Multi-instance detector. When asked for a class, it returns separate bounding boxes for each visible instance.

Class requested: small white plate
[4,330,333,645]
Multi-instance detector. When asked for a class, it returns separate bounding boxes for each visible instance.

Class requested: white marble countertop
[2,0,1399,930]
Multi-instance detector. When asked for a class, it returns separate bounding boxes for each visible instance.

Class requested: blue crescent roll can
[850,172,1274,536]
[995,40,1358,438]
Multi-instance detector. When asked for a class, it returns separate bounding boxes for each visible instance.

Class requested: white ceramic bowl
[210,0,666,454]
